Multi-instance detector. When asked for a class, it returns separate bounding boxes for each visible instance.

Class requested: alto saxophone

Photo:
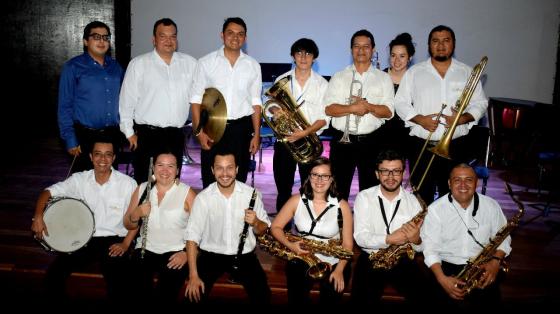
[455,182,524,295]
[369,193,428,269]
[257,229,353,279]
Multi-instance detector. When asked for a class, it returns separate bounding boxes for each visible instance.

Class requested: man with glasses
[324,29,394,201]
[119,18,196,183]
[352,149,429,306]
[58,21,126,172]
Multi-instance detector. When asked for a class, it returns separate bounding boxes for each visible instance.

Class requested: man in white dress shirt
[394,25,488,203]
[185,151,271,304]
[324,29,394,200]
[31,140,137,305]
[119,18,196,183]
[190,17,262,188]
[421,163,510,309]
[352,149,428,306]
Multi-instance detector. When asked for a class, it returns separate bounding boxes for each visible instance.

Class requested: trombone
[407,56,488,192]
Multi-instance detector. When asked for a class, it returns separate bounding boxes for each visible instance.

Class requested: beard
[381,182,401,193]
[434,55,450,62]
[216,177,235,189]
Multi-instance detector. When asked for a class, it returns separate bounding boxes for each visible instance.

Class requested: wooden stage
[0,135,559,308]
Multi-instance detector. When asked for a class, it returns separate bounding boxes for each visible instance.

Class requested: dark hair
[153,18,177,36]
[290,38,319,59]
[449,163,477,179]
[299,157,339,201]
[350,29,375,48]
[428,25,455,57]
[213,148,237,167]
[83,21,111,40]
[375,149,406,170]
[222,17,247,33]
[389,32,415,58]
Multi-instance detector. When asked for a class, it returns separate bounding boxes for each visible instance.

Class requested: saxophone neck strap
[378,196,401,235]
[302,196,335,236]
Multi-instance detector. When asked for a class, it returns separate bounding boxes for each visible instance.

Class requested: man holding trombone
[394,25,488,204]
[324,29,394,201]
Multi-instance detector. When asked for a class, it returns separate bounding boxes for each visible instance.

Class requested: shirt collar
[375,185,404,203]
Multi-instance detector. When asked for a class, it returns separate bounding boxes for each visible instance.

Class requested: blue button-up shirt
[57,53,124,150]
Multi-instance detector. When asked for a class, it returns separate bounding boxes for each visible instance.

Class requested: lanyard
[378,196,401,235]
[290,75,305,104]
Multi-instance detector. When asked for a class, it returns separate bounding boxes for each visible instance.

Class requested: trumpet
[339,70,363,144]
[408,56,488,192]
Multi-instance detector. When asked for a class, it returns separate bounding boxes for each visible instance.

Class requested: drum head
[42,198,95,253]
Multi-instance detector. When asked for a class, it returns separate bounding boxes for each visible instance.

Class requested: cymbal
[201,88,227,144]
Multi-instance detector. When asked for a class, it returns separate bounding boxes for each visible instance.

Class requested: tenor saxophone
[368,193,428,269]
[455,182,524,295]
[257,229,353,279]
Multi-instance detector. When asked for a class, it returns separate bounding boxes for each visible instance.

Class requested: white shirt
[47,168,137,237]
[353,185,422,254]
[394,58,488,141]
[185,181,271,255]
[190,47,262,120]
[324,64,394,134]
[294,195,342,265]
[135,182,191,254]
[270,70,329,134]
[119,50,197,138]
[421,193,512,268]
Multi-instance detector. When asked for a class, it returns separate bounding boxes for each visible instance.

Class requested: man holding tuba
[266,38,329,216]
[352,149,429,306]
[324,29,394,201]
[394,25,488,204]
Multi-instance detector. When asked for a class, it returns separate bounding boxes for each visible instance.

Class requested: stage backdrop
[131,0,559,104]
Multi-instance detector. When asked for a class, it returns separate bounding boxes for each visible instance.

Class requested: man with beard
[351,149,429,306]
[184,151,272,304]
[394,25,488,204]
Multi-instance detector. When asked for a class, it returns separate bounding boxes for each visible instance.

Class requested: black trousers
[201,116,253,188]
[433,261,503,312]
[286,258,351,305]
[190,249,271,304]
[44,236,130,305]
[408,135,472,204]
[130,249,189,307]
[351,251,430,307]
[329,130,380,201]
[273,142,312,212]
[73,124,125,173]
[133,124,185,184]
[376,116,410,158]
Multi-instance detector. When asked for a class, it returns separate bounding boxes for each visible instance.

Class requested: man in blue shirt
[58,21,125,173]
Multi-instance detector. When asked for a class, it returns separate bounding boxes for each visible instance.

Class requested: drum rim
[42,197,96,253]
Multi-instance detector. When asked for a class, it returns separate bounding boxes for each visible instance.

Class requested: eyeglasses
[377,169,404,177]
[89,33,111,42]
[294,51,313,58]
[310,173,332,181]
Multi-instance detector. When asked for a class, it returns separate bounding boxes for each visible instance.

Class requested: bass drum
[41,197,95,253]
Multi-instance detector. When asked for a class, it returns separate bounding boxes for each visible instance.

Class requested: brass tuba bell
[262,76,323,164]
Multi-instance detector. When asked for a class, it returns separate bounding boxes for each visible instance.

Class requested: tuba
[263,76,323,164]
[455,182,524,294]
[410,56,488,191]
[369,192,428,269]
[257,229,353,279]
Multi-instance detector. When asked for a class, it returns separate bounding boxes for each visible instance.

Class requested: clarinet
[231,189,257,278]
[140,157,154,259]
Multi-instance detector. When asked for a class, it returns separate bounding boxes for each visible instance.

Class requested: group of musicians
[31,17,516,309]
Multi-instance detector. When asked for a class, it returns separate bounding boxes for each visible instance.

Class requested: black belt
[74,123,119,132]
[135,123,181,131]
[332,129,371,142]
[226,115,251,126]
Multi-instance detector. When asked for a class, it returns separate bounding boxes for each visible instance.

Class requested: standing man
[324,29,394,201]
[31,140,137,305]
[352,149,428,306]
[58,21,125,173]
[269,38,329,214]
[190,17,262,188]
[421,164,510,310]
[119,18,197,183]
[185,151,272,304]
[394,25,488,204]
